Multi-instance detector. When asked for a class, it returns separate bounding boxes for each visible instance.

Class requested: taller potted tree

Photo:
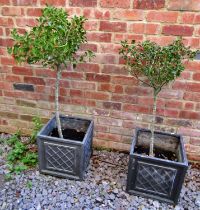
[120,39,197,204]
[8,6,94,180]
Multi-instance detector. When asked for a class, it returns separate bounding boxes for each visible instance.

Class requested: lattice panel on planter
[135,162,176,196]
[45,142,76,173]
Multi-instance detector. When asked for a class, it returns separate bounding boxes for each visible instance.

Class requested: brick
[71,81,96,90]
[0,28,3,36]
[96,132,121,142]
[87,32,111,42]
[184,92,200,102]
[24,77,45,85]
[76,63,100,73]
[190,138,200,146]
[16,99,36,107]
[145,23,160,35]
[138,97,154,106]
[185,144,200,153]
[80,43,98,52]
[168,0,200,12]
[0,111,18,119]
[147,36,175,46]
[98,83,112,92]
[193,73,200,81]
[35,69,56,78]
[129,23,144,34]
[0,0,10,5]
[166,119,192,127]
[84,21,98,31]
[85,91,109,100]
[113,10,144,21]
[172,81,187,90]
[112,94,137,104]
[88,108,110,116]
[70,90,83,97]
[103,102,121,110]
[1,57,16,65]
[0,81,12,90]
[86,73,110,82]
[185,61,200,72]
[98,117,122,126]
[94,54,118,64]
[99,43,120,54]
[69,0,97,7]
[100,21,127,32]
[159,90,183,99]
[112,76,138,85]
[12,66,33,76]
[147,11,178,23]
[187,82,200,92]
[162,25,194,36]
[179,111,200,120]
[184,102,194,110]
[12,0,37,6]
[0,17,14,27]
[13,83,34,92]
[102,65,126,75]
[2,7,24,16]
[123,104,149,114]
[83,8,110,20]
[125,86,152,96]
[181,13,195,24]
[27,8,42,17]
[41,0,66,6]
[0,38,13,47]
[6,75,21,82]
[100,0,130,8]
[16,18,37,27]
[113,85,123,94]
[62,72,83,80]
[133,0,165,9]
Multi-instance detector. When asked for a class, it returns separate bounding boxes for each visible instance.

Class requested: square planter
[127,128,188,205]
[37,115,94,180]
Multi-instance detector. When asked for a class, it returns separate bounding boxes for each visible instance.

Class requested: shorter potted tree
[119,39,197,204]
[8,6,94,180]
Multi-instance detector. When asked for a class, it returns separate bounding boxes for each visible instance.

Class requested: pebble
[0,149,199,209]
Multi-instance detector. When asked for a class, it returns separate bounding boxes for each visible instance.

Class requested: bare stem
[55,65,63,139]
[149,92,157,157]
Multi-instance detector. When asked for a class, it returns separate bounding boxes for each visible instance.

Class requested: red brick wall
[0,0,200,162]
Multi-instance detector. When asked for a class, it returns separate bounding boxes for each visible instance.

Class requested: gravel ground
[0,134,200,210]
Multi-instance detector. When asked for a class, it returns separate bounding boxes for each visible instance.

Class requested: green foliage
[8,5,94,69]
[5,117,40,176]
[30,116,43,143]
[119,39,197,96]
[26,180,33,189]
[7,130,21,146]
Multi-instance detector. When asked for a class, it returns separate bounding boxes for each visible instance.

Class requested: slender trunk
[149,92,157,157]
[55,65,63,139]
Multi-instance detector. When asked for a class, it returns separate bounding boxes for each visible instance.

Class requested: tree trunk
[149,92,157,156]
[55,65,63,139]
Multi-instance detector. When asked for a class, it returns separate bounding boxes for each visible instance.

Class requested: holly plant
[120,39,197,156]
[8,6,94,138]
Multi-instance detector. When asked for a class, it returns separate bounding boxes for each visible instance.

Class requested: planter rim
[38,114,94,145]
[130,128,188,166]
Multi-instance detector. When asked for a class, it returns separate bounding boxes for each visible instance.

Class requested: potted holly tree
[119,39,197,204]
[8,6,94,180]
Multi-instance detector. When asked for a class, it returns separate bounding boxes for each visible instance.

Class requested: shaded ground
[0,150,200,210]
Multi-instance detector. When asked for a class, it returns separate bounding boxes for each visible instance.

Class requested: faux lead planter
[37,115,93,180]
[127,128,188,205]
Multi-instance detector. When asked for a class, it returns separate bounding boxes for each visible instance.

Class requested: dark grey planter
[127,128,188,205]
[37,115,93,180]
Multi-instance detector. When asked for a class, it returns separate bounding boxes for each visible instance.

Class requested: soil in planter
[134,145,178,162]
[50,128,85,142]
